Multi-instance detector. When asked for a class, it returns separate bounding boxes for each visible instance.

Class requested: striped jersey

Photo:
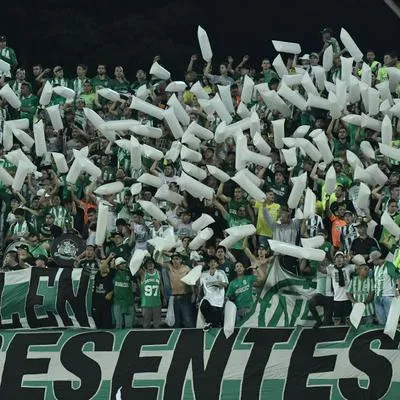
[347,275,375,317]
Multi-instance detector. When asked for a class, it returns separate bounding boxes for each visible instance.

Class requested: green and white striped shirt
[347,275,375,317]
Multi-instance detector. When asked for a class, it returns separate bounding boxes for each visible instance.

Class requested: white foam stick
[2,122,13,151]
[306,94,331,111]
[235,134,247,171]
[46,105,63,131]
[209,93,233,124]
[360,63,371,87]
[381,115,393,146]
[272,40,301,54]
[164,107,184,139]
[129,249,151,277]
[354,166,373,186]
[83,107,104,130]
[30,120,47,157]
[282,137,297,148]
[365,164,388,186]
[51,153,69,174]
[181,160,207,181]
[360,84,369,112]
[130,136,142,170]
[288,172,307,209]
[241,75,255,104]
[164,140,182,162]
[282,74,303,87]
[303,187,316,218]
[380,99,391,115]
[341,56,354,85]
[301,236,324,249]
[376,81,393,105]
[190,81,209,100]
[244,148,272,168]
[313,132,333,164]
[311,66,326,91]
[295,68,308,76]
[129,96,165,120]
[340,28,363,62]
[102,119,139,132]
[225,117,252,134]
[137,173,163,188]
[278,82,307,111]
[249,111,261,138]
[309,128,323,139]
[232,170,266,202]
[296,139,322,162]
[346,150,364,172]
[390,101,400,118]
[165,81,187,92]
[260,91,291,117]
[141,144,164,161]
[368,88,380,116]
[135,84,149,100]
[218,84,235,114]
[242,169,263,187]
[225,224,256,238]
[356,182,371,210]
[95,202,109,246]
[149,61,171,80]
[115,139,132,151]
[5,148,36,171]
[387,67,400,93]
[223,300,237,339]
[253,131,271,155]
[12,128,34,150]
[206,165,230,183]
[186,121,213,140]
[325,165,337,195]
[196,307,206,329]
[282,147,297,168]
[349,303,366,330]
[292,125,310,138]
[0,167,13,186]
[12,161,30,191]
[180,265,203,289]
[272,119,285,149]
[218,234,244,249]
[177,171,215,200]
[182,130,201,150]
[327,92,341,120]
[301,72,319,95]
[323,45,333,72]
[361,113,382,131]
[130,183,142,196]
[197,25,213,62]
[237,102,251,119]
[39,81,53,106]
[188,228,214,251]
[335,79,347,111]
[272,54,288,78]
[381,211,400,237]
[348,78,361,104]
[192,214,216,232]
[213,122,229,144]
[197,99,214,120]
[384,298,400,340]
[325,82,337,96]
[65,159,83,184]
[52,86,76,101]
[94,181,124,196]
[167,94,190,126]
[132,124,163,139]
[138,200,167,221]
[180,145,202,163]
[359,141,375,160]
[96,87,120,102]
[254,83,270,94]
[341,114,362,126]
[0,84,21,109]
[0,59,10,73]
[269,240,325,261]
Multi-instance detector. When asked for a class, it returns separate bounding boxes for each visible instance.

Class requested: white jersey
[326,264,355,301]
[200,270,228,307]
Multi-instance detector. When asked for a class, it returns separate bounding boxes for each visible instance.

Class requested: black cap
[0,35,6,42]
[17,244,30,251]
[320,27,333,35]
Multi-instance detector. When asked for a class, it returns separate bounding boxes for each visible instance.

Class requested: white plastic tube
[51,153,69,174]
[94,181,124,196]
[167,94,190,126]
[269,240,326,261]
[197,26,213,62]
[232,170,266,202]
[12,161,30,191]
[218,84,235,114]
[96,88,120,102]
[177,171,215,200]
[39,81,53,106]
[164,107,184,139]
[138,200,167,221]
[181,160,207,181]
[46,105,64,131]
[241,75,255,104]
[130,96,165,120]
[192,213,216,232]
[155,184,184,205]
[206,165,231,183]
[0,84,21,109]
[340,28,363,62]
[12,128,34,150]
[95,202,109,246]
[209,93,233,124]
[137,173,163,188]
[325,166,337,195]
[149,62,171,80]
[180,145,202,163]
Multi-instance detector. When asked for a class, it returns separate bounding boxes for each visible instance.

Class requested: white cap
[299,54,310,60]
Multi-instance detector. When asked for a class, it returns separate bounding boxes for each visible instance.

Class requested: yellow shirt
[254,201,280,237]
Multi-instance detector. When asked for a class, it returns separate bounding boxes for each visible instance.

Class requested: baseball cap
[334,251,345,258]
[368,251,382,263]
[352,254,366,266]
[17,244,30,252]
[310,52,319,59]
[299,54,310,60]
[115,257,127,266]
[320,27,333,34]
[0,35,6,42]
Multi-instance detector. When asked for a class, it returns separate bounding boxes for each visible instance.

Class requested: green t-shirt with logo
[226,275,256,309]
[140,270,161,308]
[113,268,134,311]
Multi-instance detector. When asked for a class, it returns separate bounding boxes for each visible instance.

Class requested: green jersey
[20,94,39,124]
[226,275,256,309]
[140,270,161,308]
[113,268,134,312]
[347,275,375,317]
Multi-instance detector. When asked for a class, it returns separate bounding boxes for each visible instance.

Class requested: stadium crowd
[0,27,400,331]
